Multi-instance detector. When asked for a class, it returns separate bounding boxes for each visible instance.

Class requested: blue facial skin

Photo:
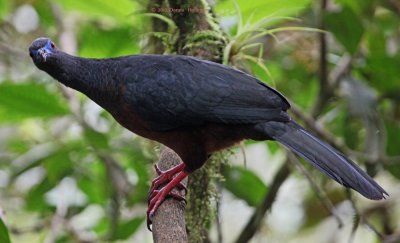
[29,39,55,63]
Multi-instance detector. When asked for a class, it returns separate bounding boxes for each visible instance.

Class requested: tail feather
[262,120,387,200]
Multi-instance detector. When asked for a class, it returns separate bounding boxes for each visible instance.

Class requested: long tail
[261,120,387,200]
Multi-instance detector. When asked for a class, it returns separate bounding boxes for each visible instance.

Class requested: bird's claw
[146,188,187,231]
[154,164,187,195]
[148,189,187,205]
[148,164,187,199]
[147,163,187,231]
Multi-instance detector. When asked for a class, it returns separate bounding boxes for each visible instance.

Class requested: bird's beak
[37,47,49,62]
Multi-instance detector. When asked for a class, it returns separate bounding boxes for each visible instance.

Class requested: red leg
[147,163,188,231]
[149,163,186,195]
[150,163,187,195]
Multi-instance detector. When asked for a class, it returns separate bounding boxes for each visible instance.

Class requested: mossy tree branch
[152,147,188,243]
[168,0,227,62]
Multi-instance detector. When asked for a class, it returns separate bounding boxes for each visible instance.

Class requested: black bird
[29,37,387,229]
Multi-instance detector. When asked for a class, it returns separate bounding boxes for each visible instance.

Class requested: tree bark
[311,0,330,118]
[152,147,188,243]
[168,0,226,62]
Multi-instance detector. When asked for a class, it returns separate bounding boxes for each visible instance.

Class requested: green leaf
[386,121,400,157]
[111,217,145,240]
[93,217,109,235]
[11,144,59,180]
[222,166,268,206]
[121,146,151,205]
[0,0,10,19]
[44,150,73,183]
[0,82,69,122]
[6,138,30,156]
[126,168,149,205]
[325,7,364,54]
[265,141,280,154]
[342,114,362,150]
[365,27,386,57]
[77,161,109,204]
[56,0,137,23]
[0,217,11,243]
[365,56,400,97]
[25,177,54,211]
[78,25,139,58]
[362,13,400,97]
[78,176,108,204]
[334,0,376,16]
[216,0,311,24]
[84,129,109,149]
[33,1,56,27]
[386,163,400,180]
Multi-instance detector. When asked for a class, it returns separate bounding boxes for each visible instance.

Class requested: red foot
[147,163,188,231]
[149,164,187,196]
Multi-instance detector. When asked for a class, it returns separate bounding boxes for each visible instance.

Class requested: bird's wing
[123,55,291,131]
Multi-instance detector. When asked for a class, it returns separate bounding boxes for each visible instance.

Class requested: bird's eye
[50,42,55,48]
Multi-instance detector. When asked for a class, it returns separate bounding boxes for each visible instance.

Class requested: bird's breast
[109,103,165,141]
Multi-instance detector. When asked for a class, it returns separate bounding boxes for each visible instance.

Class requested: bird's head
[29,37,58,67]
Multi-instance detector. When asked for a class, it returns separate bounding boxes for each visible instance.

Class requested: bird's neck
[44,52,119,106]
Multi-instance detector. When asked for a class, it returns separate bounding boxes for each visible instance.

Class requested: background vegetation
[0,0,399,242]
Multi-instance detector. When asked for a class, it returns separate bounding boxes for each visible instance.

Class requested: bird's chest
[109,102,163,141]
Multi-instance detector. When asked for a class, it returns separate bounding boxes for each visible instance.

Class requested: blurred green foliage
[0,0,399,242]
[0,217,11,243]
[222,165,268,207]
[0,82,69,122]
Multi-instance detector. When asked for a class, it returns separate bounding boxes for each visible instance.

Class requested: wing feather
[124,55,290,131]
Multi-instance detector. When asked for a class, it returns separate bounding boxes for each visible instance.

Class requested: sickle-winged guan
[29,37,387,229]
